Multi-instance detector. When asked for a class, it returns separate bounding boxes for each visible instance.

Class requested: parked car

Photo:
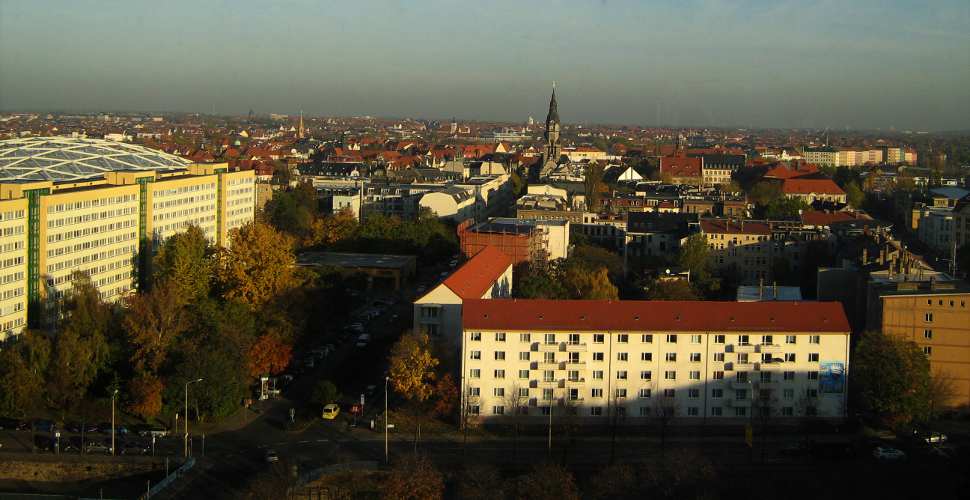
[321,404,340,420]
[121,439,150,455]
[138,428,169,438]
[63,436,83,453]
[86,440,112,454]
[65,422,82,433]
[920,431,948,444]
[265,449,279,463]
[873,446,906,461]
[97,423,114,434]
[83,423,99,434]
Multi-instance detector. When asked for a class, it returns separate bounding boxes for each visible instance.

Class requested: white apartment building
[460,299,850,423]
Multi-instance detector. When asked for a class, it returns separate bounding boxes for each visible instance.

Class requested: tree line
[0,222,307,424]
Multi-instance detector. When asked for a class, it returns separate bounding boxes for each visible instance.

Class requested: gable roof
[800,210,869,227]
[462,299,850,333]
[442,246,512,299]
[782,178,845,195]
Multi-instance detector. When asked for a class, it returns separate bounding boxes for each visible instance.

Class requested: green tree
[764,197,808,219]
[169,343,249,419]
[852,331,931,427]
[218,222,298,309]
[0,330,50,415]
[677,234,712,287]
[561,262,619,300]
[123,280,190,373]
[311,380,341,407]
[845,181,865,209]
[644,279,699,300]
[747,181,782,206]
[153,224,214,300]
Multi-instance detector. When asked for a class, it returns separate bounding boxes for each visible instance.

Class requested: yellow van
[322,403,340,420]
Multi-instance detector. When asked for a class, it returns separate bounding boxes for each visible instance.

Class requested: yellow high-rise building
[0,137,256,336]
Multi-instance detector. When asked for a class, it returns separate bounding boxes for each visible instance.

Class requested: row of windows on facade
[152,205,216,222]
[468,403,816,418]
[0,256,24,270]
[47,220,136,244]
[48,251,133,276]
[48,269,132,287]
[2,226,24,237]
[2,287,24,301]
[469,332,821,345]
[152,195,216,211]
[47,232,136,258]
[467,368,821,382]
[48,195,137,213]
[0,271,24,286]
[47,207,137,229]
[1,317,25,333]
[923,298,967,308]
[0,209,25,222]
[152,183,216,199]
[470,385,819,401]
[470,350,822,363]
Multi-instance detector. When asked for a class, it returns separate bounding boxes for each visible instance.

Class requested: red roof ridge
[442,246,512,299]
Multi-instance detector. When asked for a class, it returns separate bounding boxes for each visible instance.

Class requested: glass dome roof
[0,136,191,182]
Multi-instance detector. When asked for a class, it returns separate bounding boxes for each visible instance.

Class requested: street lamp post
[184,378,203,458]
[384,376,389,464]
[111,389,119,456]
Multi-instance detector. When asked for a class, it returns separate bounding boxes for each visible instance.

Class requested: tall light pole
[111,389,119,456]
[184,378,203,458]
[384,376,389,464]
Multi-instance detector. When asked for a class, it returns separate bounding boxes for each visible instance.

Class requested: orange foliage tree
[247,332,293,378]
[127,373,164,420]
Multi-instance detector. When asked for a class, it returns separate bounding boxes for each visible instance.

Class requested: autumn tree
[382,454,444,500]
[127,373,164,420]
[561,262,619,300]
[247,332,293,378]
[307,208,358,247]
[516,464,580,500]
[431,373,459,419]
[153,224,214,299]
[123,280,190,373]
[851,330,932,427]
[639,449,717,499]
[388,332,440,401]
[217,222,298,309]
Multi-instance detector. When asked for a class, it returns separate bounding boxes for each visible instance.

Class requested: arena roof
[0,136,191,182]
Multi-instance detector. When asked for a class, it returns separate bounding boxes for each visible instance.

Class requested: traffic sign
[360,393,365,405]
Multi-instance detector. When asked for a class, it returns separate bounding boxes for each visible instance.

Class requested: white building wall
[461,329,849,422]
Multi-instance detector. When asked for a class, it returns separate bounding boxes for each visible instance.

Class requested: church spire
[298,110,305,139]
[546,82,559,126]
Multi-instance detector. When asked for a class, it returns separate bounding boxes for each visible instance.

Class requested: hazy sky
[1,0,968,130]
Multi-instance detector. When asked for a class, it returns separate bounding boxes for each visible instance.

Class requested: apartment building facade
[0,198,28,340]
[0,164,254,334]
[460,299,851,423]
[879,284,970,408]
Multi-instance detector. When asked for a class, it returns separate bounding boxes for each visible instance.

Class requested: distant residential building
[459,218,569,264]
[781,178,847,205]
[737,285,803,302]
[659,156,702,185]
[624,212,695,269]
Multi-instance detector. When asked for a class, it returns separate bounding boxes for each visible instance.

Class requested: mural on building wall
[820,361,845,393]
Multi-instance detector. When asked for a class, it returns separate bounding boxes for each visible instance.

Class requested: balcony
[563,361,586,369]
[565,342,588,353]
[539,342,563,353]
[728,343,756,353]
[565,378,586,387]
[537,360,559,369]
[731,380,753,390]
[756,344,782,353]
[538,379,559,388]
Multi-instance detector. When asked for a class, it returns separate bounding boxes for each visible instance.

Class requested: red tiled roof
[800,210,869,227]
[764,163,819,179]
[660,156,702,178]
[462,299,850,333]
[442,246,512,299]
[782,178,845,195]
[700,219,771,235]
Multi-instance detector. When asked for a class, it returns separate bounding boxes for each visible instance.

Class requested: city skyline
[1,1,968,131]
